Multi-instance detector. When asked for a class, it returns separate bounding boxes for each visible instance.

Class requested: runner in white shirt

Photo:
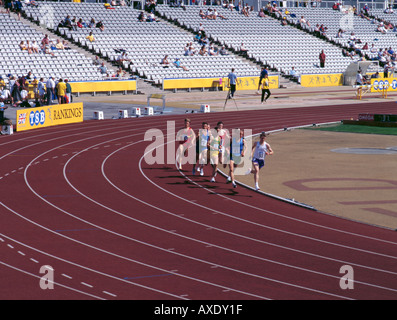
[246,131,273,190]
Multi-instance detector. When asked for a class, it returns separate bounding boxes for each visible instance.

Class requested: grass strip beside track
[303,124,397,136]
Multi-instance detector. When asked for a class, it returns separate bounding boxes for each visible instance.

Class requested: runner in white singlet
[246,131,273,190]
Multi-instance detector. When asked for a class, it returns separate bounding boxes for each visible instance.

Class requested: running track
[1,102,397,300]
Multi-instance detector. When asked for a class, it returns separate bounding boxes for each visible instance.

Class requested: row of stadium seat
[23,2,261,84]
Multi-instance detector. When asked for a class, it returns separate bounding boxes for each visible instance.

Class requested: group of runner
[176,118,273,191]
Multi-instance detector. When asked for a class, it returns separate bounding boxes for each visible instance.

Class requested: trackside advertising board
[16,103,84,132]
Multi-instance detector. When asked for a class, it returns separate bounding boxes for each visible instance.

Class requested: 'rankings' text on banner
[16,103,84,132]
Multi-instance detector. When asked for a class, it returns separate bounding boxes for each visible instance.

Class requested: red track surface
[1,102,397,300]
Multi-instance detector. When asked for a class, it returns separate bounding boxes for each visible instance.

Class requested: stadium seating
[155,4,356,76]
[0,13,104,83]
[285,7,396,63]
[23,2,261,85]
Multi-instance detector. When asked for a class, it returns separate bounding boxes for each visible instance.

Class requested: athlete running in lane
[216,121,230,168]
[209,126,222,182]
[193,122,210,176]
[176,118,196,171]
[228,128,247,188]
[246,131,273,190]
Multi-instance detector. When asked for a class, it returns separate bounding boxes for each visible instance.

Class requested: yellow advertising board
[223,75,279,91]
[370,78,397,92]
[163,78,221,90]
[163,75,279,91]
[16,103,84,132]
[70,80,137,93]
[300,73,344,87]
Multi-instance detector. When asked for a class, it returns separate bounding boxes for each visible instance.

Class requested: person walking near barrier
[246,131,273,191]
[257,66,268,92]
[227,68,237,99]
[261,74,271,104]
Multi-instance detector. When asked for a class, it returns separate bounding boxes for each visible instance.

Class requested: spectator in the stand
[377,22,387,34]
[199,9,207,19]
[0,86,11,104]
[363,3,370,16]
[0,77,5,91]
[228,1,235,11]
[70,17,77,30]
[19,41,27,51]
[173,58,189,71]
[31,40,39,53]
[95,21,105,31]
[350,32,361,43]
[384,5,394,14]
[198,45,208,56]
[362,42,369,50]
[289,66,299,80]
[147,12,158,22]
[239,42,248,56]
[258,8,265,18]
[359,10,371,21]
[241,5,249,17]
[62,40,71,50]
[299,16,311,28]
[13,0,22,20]
[77,18,85,28]
[200,34,209,46]
[138,11,147,22]
[25,0,39,7]
[86,31,95,42]
[161,55,170,68]
[281,16,287,26]
[319,50,326,68]
[208,45,218,56]
[99,62,108,74]
[370,43,377,53]
[114,67,127,78]
[213,9,227,20]
[89,18,96,28]
[62,15,73,30]
[194,31,201,42]
[41,34,50,48]
[219,46,228,55]
[184,46,196,56]
[55,39,64,50]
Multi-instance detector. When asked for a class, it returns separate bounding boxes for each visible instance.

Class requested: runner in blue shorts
[246,131,273,191]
